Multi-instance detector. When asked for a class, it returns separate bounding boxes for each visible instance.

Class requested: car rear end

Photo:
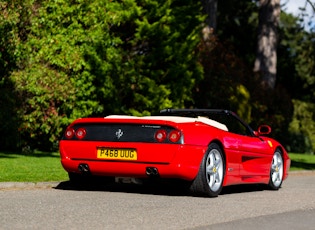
[59,116,208,181]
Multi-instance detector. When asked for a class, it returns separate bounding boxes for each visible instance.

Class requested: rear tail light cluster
[154,129,182,143]
[64,125,181,143]
[65,127,87,140]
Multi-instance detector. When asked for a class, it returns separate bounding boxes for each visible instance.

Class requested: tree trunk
[201,0,218,41]
[253,0,280,89]
[201,0,218,31]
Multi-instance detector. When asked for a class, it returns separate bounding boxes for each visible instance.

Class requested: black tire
[268,150,284,190]
[190,143,225,197]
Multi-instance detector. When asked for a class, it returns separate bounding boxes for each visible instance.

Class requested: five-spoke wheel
[268,150,284,190]
[205,147,224,193]
[190,143,225,197]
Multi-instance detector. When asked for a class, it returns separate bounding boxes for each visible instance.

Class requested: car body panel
[59,110,290,188]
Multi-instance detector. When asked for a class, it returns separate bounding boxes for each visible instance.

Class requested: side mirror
[257,125,272,135]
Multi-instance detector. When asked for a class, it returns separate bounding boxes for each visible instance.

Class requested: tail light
[75,128,87,139]
[154,130,167,142]
[154,129,182,143]
[168,130,181,143]
[65,127,75,139]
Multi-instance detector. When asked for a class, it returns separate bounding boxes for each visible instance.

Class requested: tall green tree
[90,0,205,116]
[198,0,314,152]
[0,0,33,150]
[7,0,205,150]
[278,11,315,153]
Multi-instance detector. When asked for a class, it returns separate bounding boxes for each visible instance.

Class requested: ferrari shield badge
[116,129,124,139]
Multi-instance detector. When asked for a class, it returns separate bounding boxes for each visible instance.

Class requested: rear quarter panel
[178,122,226,146]
[177,123,242,185]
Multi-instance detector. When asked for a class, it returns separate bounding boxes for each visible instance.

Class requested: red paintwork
[59,116,290,186]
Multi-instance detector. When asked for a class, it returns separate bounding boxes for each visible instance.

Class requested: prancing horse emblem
[115,129,124,139]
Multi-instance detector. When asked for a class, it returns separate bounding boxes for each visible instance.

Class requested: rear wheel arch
[189,141,226,197]
[209,140,226,159]
[209,140,227,170]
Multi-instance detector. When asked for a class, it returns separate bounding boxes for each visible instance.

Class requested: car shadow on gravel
[54,179,268,197]
[54,179,192,196]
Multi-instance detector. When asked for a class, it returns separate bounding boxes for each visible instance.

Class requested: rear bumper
[61,159,195,180]
[60,141,207,181]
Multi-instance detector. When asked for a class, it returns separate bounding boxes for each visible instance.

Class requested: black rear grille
[63,123,182,144]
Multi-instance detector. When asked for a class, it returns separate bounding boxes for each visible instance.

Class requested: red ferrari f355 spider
[59,109,290,197]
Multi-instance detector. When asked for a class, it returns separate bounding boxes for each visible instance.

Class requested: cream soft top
[105,115,228,131]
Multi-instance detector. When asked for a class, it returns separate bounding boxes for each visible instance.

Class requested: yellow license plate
[97,148,137,160]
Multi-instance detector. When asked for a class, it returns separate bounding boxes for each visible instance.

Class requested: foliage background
[0,0,314,153]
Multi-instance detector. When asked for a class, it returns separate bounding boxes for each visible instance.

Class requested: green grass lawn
[0,151,68,182]
[289,153,315,171]
[0,151,314,182]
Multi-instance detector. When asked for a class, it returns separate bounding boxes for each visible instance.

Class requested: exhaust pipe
[78,163,90,174]
[146,167,159,177]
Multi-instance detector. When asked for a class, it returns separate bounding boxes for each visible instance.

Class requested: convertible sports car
[59,109,290,197]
